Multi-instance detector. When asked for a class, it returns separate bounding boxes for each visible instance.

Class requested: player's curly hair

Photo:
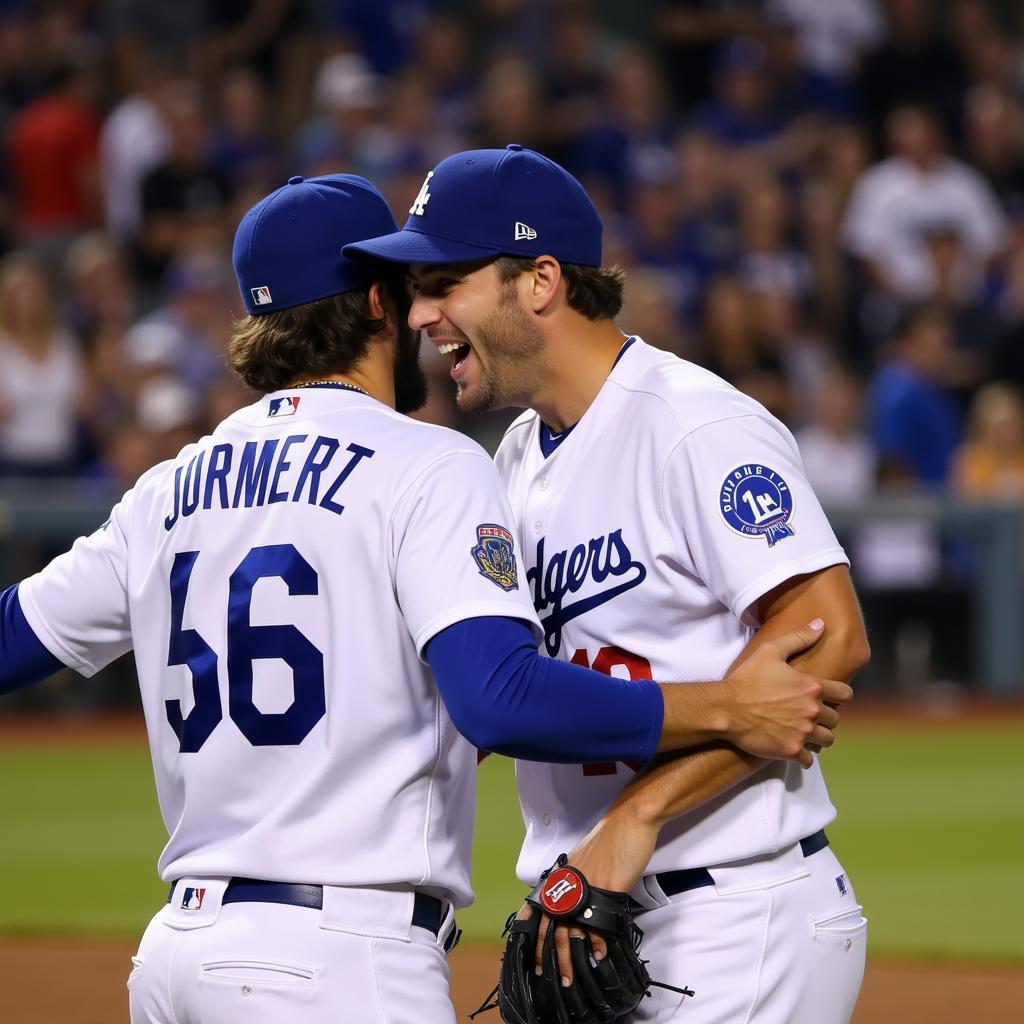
[227,275,408,394]
[495,256,626,320]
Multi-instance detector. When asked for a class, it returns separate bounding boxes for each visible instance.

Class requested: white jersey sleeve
[18,490,136,676]
[662,412,849,626]
[390,448,541,656]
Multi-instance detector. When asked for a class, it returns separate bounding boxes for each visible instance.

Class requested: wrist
[657,680,733,750]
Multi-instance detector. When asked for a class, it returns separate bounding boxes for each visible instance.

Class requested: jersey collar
[536,337,639,458]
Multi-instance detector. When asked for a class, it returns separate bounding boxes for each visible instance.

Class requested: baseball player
[0,173,850,1024]
[346,145,871,1023]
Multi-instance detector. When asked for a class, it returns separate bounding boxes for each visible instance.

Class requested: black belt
[167,878,456,949]
[649,829,829,899]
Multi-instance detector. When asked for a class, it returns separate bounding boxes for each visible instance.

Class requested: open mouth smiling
[435,339,473,376]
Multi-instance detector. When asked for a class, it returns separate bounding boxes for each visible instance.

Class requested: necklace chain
[289,379,369,395]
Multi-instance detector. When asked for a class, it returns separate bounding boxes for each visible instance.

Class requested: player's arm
[425,611,850,767]
[537,564,868,983]
[0,584,68,691]
[564,564,869,894]
[2,496,135,690]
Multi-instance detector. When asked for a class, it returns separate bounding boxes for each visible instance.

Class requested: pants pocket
[812,905,868,951]
[199,959,318,985]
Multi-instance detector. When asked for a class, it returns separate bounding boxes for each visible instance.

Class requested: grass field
[1,718,1021,963]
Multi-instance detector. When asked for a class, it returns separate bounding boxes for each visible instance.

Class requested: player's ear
[527,255,562,314]
[366,281,388,323]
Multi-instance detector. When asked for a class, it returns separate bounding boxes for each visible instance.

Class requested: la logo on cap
[410,172,433,217]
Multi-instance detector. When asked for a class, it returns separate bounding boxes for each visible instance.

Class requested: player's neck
[531,320,628,433]
[287,356,395,408]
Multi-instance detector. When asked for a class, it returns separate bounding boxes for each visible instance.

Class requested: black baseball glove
[471,854,693,1024]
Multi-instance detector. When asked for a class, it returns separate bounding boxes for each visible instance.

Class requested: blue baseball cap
[232,174,399,315]
[343,145,603,267]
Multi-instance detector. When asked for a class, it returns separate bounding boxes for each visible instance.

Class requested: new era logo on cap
[515,222,537,241]
[251,286,273,305]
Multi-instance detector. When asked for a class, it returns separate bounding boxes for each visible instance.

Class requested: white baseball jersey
[494,338,849,882]
[20,386,541,907]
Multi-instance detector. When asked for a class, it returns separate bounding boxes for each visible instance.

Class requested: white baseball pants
[128,881,459,1024]
[632,840,867,1023]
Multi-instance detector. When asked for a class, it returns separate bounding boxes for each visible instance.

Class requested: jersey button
[533,521,542,534]
[541,813,551,826]
[539,477,549,491]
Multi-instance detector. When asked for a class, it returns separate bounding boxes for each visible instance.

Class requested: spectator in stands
[63,232,139,340]
[98,55,172,243]
[762,7,867,122]
[409,14,475,137]
[950,0,1024,97]
[869,302,963,483]
[796,363,877,502]
[542,1,611,156]
[749,287,831,427]
[962,84,1024,224]
[292,52,384,176]
[671,129,737,320]
[857,0,966,147]
[655,0,764,111]
[123,248,234,402]
[572,47,675,211]
[764,0,884,102]
[841,103,1008,336]
[209,65,280,197]
[951,382,1024,500]
[138,80,230,292]
[355,69,463,196]
[619,266,692,358]
[7,55,102,277]
[734,172,812,304]
[0,253,85,477]
[690,35,819,176]
[324,0,436,77]
[800,121,871,340]
[698,273,791,422]
[472,54,548,155]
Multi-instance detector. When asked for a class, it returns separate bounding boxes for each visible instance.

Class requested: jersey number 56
[165,543,325,752]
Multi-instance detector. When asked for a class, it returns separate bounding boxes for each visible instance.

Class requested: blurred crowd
[3,0,1024,691]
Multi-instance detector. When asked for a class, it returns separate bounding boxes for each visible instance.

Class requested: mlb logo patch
[251,285,273,305]
[182,887,206,911]
[835,874,849,897]
[268,396,301,417]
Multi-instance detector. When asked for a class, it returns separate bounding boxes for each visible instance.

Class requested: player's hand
[522,808,657,984]
[723,619,852,767]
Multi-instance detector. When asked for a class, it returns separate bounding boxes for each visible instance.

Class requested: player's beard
[456,288,547,413]
[393,321,428,414]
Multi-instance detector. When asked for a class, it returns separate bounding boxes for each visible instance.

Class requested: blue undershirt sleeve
[425,616,664,763]
[0,584,67,692]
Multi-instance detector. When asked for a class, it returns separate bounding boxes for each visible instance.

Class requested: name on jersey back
[164,433,374,530]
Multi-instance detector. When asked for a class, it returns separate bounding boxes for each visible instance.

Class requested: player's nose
[408,292,441,331]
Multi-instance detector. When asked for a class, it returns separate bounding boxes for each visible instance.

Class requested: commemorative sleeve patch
[719,463,795,547]
[472,523,519,591]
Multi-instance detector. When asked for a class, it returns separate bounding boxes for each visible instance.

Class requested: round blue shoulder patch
[719,464,795,547]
